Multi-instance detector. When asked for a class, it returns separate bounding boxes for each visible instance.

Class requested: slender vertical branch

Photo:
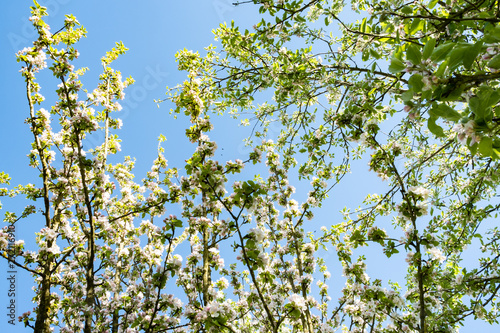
[290,229,314,333]
[27,67,54,333]
[416,238,426,333]
[202,218,211,306]
[59,75,96,333]
[234,215,278,333]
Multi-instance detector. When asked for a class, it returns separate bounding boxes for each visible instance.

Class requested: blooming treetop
[1,1,500,333]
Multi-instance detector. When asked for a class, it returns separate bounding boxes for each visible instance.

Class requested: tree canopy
[2,0,500,332]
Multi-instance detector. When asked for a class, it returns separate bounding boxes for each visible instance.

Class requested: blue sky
[0,1,496,332]
[0,0,259,177]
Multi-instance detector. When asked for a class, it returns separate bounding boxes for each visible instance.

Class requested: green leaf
[406,44,422,65]
[493,148,500,159]
[401,90,414,102]
[428,117,445,137]
[422,89,433,101]
[349,230,365,246]
[434,60,448,77]
[469,142,478,155]
[0,172,10,185]
[401,6,413,14]
[431,43,455,62]
[440,83,465,101]
[478,86,500,109]
[410,18,424,35]
[469,96,481,114]
[479,137,493,157]
[428,0,439,9]
[430,103,461,121]
[173,219,183,228]
[369,48,381,59]
[360,17,367,33]
[246,239,256,249]
[447,46,467,71]
[389,58,406,73]
[290,309,301,319]
[362,50,369,61]
[488,54,500,69]
[422,38,436,60]
[463,41,483,70]
[470,88,497,123]
[246,250,259,260]
[484,25,500,43]
[408,74,424,93]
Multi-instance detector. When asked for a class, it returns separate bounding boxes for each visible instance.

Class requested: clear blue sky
[0,1,495,332]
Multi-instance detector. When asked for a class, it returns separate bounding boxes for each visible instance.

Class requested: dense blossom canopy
[2,0,500,332]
